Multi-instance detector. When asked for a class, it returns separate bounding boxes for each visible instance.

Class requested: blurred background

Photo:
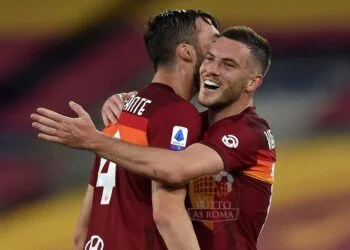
[0,0,349,249]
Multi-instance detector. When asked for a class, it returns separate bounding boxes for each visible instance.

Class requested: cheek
[199,63,206,76]
[221,76,241,96]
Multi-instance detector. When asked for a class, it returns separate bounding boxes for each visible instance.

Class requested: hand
[101,91,137,126]
[31,101,100,149]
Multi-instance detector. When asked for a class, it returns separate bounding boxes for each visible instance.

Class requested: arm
[31,102,223,184]
[73,185,93,250]
[90,133,224,185]
[152,182,200,250]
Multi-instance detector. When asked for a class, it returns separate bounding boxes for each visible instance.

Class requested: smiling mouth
[204,79,220,90]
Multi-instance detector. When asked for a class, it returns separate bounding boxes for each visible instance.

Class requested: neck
[208,97,253,125]
[151,65,195,101]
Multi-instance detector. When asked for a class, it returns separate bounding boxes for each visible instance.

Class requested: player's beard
[201,81,246,111]
[193,49,205,93]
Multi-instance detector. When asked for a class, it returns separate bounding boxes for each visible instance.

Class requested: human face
[193,18,219,90]
[198,37,256,109]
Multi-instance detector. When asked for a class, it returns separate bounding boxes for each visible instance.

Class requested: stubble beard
[199,85,244,111]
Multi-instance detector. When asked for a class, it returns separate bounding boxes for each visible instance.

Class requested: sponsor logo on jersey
[188,171,239,232]
[85,235,104,250]
[222,135,239,148]
[170,126,188,151]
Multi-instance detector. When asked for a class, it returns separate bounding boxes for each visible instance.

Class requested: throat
[208,101,253,125]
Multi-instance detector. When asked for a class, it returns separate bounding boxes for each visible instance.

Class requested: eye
[205,55,214,61]
[224,62,234,68]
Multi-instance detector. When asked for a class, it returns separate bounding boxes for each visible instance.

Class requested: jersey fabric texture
[86,83,202,250]
[187,107,276,250]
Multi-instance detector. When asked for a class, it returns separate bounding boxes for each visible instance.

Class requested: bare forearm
[153,183,199,250]
[73,228,88,250]
[74,185,93,250]
[89,131,183,184]
[156,208,199,250]
[88,131,224,184]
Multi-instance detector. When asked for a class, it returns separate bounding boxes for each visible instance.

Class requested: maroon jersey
[187,107,276,250]
[85,83,202,250]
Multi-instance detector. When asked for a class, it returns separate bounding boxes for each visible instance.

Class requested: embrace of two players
[31,9,276,250]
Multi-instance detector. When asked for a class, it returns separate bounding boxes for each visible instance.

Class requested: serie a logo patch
[170,126,188,151]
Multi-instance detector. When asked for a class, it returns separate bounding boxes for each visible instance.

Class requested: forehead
[210,37,251,59]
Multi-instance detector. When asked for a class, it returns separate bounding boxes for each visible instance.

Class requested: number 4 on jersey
[96,130,120,205]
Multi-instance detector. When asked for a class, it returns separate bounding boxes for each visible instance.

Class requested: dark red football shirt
[187,107,276,250]
[84,83,202,250]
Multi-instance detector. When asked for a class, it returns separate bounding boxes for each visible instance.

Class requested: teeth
[204,80,219,87]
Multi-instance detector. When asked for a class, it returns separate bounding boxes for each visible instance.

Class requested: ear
[246,75,263,92]
[176,43,195,63]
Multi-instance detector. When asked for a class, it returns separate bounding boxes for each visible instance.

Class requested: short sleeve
[147,102,202,150]
[200,120,272,172]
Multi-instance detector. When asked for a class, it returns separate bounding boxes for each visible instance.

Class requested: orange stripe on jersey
[119,112,148,132]
[102,124,119,136]
[101,120,148,146]
[101,123,148,146]
[242,150,275,184]
[118,124,149,146]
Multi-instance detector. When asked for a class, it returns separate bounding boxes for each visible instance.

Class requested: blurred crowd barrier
[0,1,349,249]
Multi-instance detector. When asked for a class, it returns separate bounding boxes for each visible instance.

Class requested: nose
[205,61,220,77]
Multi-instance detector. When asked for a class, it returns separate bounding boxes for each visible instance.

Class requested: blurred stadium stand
[0,0,349,249]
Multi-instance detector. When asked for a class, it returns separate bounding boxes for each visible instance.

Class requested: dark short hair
[221,26,271,76]
[144,9,219,70]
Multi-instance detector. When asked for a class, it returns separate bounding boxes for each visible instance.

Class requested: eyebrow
[207,51,240,68]
[223,57,240,68]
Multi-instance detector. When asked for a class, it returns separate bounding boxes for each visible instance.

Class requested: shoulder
[146,100,202,148]
[205,110,274,152]
[150,99,201,125]
[244,110,275,151]
[135,85,199,119]
[168,100,200,116]
[201,109,276,173]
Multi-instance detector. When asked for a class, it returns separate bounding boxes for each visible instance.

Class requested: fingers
[119,91,137,103]
[37,108,66,122]
[38,133,63,144]
[111,94,124,110]
[108,95,123,113]
[69,101,89,118]
[101,91,137,126]
[102,111,109,126]
[32,122,58,136]
[30,113,60,129]
[124,91,138,99]
[101,95,122,125]
[105,107,118,124]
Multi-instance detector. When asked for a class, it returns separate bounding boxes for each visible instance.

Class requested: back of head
[144,9,219,71]
[221,26,271,76]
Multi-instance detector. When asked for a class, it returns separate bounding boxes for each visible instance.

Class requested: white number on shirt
[96,130,120,205]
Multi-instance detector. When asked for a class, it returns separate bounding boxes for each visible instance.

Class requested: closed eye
[205,55,215,61]
[224,62,234,68]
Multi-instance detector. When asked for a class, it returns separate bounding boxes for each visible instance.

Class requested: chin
[198,97,214,108]
[198,96,206,106]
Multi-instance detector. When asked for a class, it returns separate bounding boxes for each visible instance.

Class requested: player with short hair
[32,9,219,250]
[32,26,276,250]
